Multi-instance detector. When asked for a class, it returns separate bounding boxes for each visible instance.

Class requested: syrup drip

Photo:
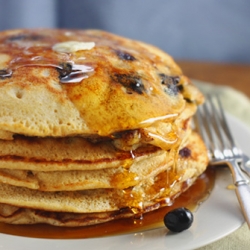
[0,168,215,239]
[1,60,94,84]
[0,38,95,84]
[59,64,94,83]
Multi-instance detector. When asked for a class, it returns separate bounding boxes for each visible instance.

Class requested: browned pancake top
[0,29,203,137]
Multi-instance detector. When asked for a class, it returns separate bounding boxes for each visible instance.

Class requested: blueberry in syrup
[164,207,193,232]
[0,69,12,79]
[57,62,73,78]
[112,73,145,94]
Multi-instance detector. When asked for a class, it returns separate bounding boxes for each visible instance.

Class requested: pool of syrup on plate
[0,168,215,239]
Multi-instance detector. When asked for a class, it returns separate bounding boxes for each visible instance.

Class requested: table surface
[177,60,250,98]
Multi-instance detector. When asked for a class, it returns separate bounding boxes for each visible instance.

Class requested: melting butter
[52,41,95,53]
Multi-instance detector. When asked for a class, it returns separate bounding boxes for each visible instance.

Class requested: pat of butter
[52,41,95,53]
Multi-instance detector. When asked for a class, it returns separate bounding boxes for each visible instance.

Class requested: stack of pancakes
[0,29,208,227]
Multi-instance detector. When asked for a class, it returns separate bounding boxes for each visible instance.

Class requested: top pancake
[0,29,203,137]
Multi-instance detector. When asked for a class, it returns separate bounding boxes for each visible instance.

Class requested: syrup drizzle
[0,61,94,84]
[59,64,94,83]
[0,33,95,84]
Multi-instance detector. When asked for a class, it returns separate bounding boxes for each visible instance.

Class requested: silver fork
[195,93,250,228]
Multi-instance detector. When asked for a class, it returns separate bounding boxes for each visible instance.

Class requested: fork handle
[229,159,250,228]
[235,184,250,228]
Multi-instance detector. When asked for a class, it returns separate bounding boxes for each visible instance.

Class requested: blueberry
[0,69,12,79]
[112,73,145,95]
[115,50,136,61]
[164,207,193,232]
[179,147,191,158]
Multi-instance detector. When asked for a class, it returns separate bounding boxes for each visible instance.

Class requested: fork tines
[195,93,242,163]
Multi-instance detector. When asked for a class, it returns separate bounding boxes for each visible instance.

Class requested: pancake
[0,28,208,227]
[0,105,195,171]
[0,29,203,138]
[0,132,208,226]
[0,148,173,191]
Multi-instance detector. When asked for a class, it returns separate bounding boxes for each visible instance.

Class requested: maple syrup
[0,167,215,239]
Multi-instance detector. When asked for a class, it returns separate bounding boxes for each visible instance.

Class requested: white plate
[0,114,249,250]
